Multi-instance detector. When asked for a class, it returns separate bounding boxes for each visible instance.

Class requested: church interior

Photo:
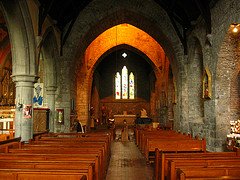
[0,0,240,179]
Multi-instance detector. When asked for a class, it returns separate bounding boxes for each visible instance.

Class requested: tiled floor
[106,127,154,180]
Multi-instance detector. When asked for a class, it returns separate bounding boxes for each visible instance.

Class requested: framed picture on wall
[202,67,212,99]
[23,104,32,118]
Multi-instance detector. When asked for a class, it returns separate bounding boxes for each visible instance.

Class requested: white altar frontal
[114,114,136,125]
[0,118,14,134]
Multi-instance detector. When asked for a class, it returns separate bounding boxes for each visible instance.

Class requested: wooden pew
[35,135,111,158]
[18,142,107,165]
[137,129,181,150]
[176,167,240,180]
[29,139,111,159]
[169,158,240,179]
[0,169,87,180]
[8,147,105,179]
[145,138,206,162]
[142,134,192,157]
[32,134,111,164]
[140,132,191,154]
[1,132,112,180]
[0,160,94,180]
[0,153,101,180]
[27,132,111,179]
[155,149,240,180]
[0,137,22,153]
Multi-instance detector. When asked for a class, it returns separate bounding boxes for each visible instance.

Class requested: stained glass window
[129,72,134,99]
[122,66,128,99]
[115,72,121,99]
[115,66,135,100]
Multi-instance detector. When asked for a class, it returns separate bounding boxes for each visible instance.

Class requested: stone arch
[68,7,181,77]
[61,0,184,127]
[41,28,58,88]
[90,44,159,122]
[63,0,184,85]
[0,0,37,141]
[40,28,59,132]
[76,23,168,125]
[85,24,165,74]
[0,1,36,76]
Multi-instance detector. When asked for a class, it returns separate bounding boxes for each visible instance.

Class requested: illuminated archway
[85,24,166,71]
[76,23,169,125]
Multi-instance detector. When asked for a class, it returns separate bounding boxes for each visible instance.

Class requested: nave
[1,125,240,179]
[106,128,154,180]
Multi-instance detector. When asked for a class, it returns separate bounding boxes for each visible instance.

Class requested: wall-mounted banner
[33,83,43,107]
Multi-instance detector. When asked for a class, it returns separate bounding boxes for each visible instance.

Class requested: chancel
[0,0,240,179]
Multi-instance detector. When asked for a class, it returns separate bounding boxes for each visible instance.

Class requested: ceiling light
[233,27,238,33]
[122,52,127,58]
[231,23,239,33]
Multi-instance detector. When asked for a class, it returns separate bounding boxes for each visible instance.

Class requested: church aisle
[106,128,154,180]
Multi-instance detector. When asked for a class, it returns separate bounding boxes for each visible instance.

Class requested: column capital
[45,86,57,94]
[11,74,38,83]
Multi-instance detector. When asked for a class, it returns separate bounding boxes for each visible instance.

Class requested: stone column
[12,75,36,142]
[45,86,57,132]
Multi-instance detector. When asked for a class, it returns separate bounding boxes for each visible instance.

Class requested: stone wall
[185,0,240,151]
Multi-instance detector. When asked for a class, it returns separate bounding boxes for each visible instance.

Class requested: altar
[114,114,136,126]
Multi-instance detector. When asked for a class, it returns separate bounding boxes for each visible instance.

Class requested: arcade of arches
[0,0,239,152]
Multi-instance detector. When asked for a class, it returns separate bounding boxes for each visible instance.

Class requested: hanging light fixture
[122,52,127,58]
[232,23,239,33]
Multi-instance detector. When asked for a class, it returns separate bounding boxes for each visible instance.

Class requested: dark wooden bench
[0,168,87,180]
[140,133,191,154]
[176,167,240,180]
[35,135,111,157]
[137,129,183,149]
[8,147,105,179]
[169,158,240,179]
[29,139,111,159]
[0,137,22,153]
[0,160,94,180]
[0,153,101,180]
[1,132,112,180]
[155,149,240,180]
[144,138,206,162]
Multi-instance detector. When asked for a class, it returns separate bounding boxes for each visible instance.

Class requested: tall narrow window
[115,72,121,99]
[122,66,128,99]
[115,66,134,99]
[129,72,134,99]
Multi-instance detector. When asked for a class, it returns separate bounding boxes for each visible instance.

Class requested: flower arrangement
[230,119,240,133]
[227,119,240,149]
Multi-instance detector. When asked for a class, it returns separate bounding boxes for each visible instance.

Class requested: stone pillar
[12,75,36,142]
[45,86,57,132]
